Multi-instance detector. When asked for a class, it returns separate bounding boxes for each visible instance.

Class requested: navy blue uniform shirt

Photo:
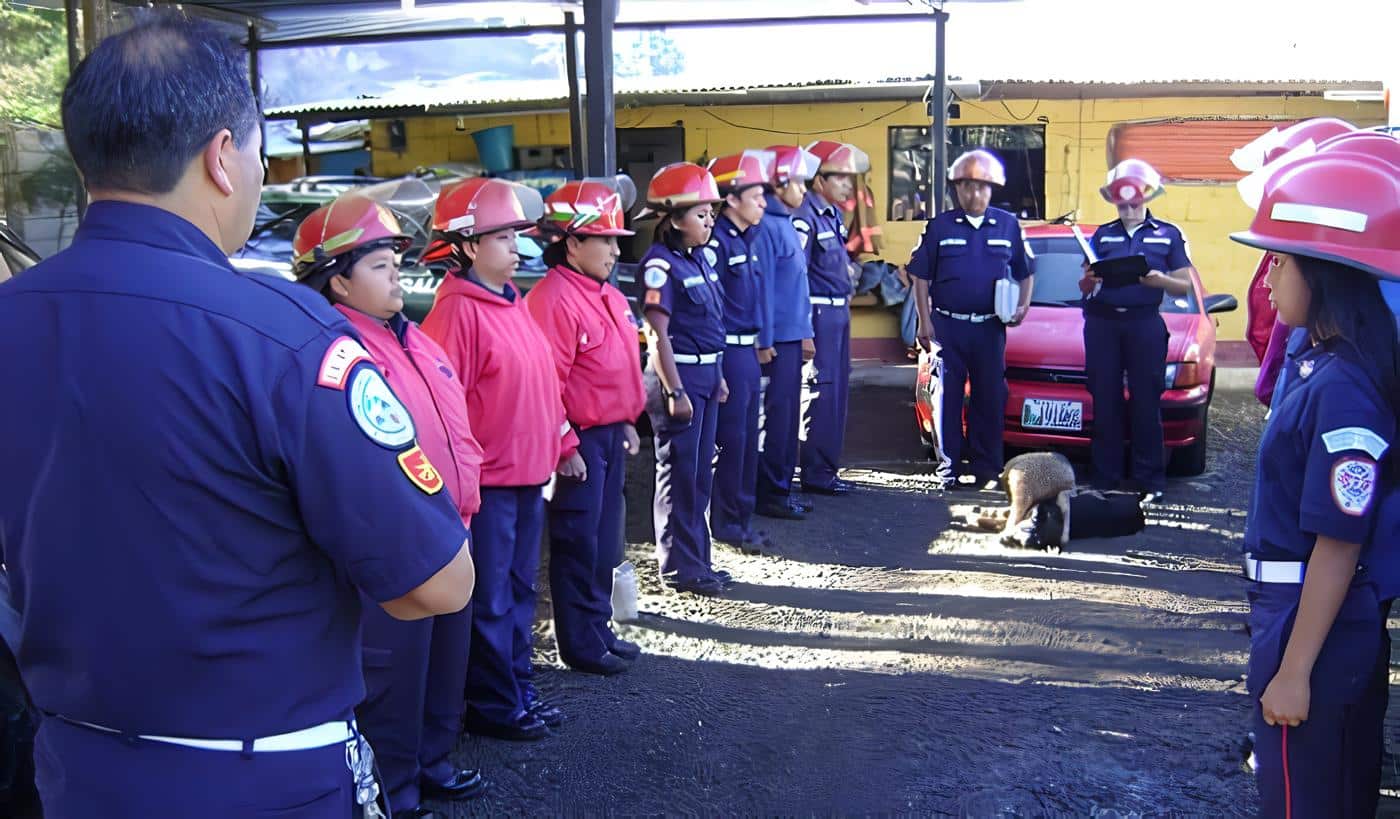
[706,213,765,337]
[907,206,1032,314]
[751,192,813,346]
[0,202,467,739]
[640,240,726,356]
[792,191,853,298]
[1245,339,1393,561]
[1087,212,1191,309]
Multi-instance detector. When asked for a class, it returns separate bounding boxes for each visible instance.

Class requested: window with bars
[888,124,1046,221]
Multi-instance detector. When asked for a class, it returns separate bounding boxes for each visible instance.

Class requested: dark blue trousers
[1248,582,1385,818]
[34,716,356,818]
[757,340,803,503]
[800,303,851,490]
[712,343,761,541]
[931,312,1006,480]
[467,486,544,726]
[1084,312,1168,492]
[357,579,471,812]
[549,422,627,666]
[648,361,721,582]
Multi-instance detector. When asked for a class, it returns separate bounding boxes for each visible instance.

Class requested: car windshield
[1027,235,1197,313]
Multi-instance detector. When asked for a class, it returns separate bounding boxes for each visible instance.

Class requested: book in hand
[1089,254,1150,289]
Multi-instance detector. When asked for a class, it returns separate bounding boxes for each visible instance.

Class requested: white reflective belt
[725,333,757,346]
[934,307,995,323]
[63,718,356,753]
[810,296,848,307]
[674,352,721,365]
[1244,556,1306,584]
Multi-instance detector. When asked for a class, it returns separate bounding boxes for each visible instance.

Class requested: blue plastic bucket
[471,125,515,173]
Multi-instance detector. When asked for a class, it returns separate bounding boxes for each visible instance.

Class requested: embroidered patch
[727,254,747,265]
[939,238,966,246]
[816,230,836,240]
[348,366,416,449]
[1099,236,1126,243]
[702,246,718,268]
[987,239,1012,247]
[1322,427,1390,460]
[317,337,371,390]
[643,263,669,289]
[397,445,443,494]
[645,290,662,305]
[682,274,706,287]
[1331,457,1377,516]
[1143,236,1172,244]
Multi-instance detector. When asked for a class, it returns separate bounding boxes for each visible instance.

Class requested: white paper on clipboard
[1070,224,1097,264]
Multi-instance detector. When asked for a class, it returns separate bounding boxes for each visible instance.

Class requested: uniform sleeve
[277,337,467,603]
[414,328,483,521]
[1010,222,1032,282]
[751,230,775,349]
[524,288,580,400]
[1299,378,1394,544]
[1167,227,1192,271]
[906,221,936,282]
[641,256,675,317]
[421,296,482,395]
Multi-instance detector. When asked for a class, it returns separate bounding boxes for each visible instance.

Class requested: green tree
[0,1,69,126]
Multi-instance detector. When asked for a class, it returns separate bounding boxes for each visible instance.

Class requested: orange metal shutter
[1108,120,1299,182]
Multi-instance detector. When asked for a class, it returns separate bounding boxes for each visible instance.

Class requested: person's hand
[1078,273,1101,297]
[557,451,587,482]
[801,338,816,361]
[1007,305,1029,326]
[916,324,934,352]
[717,377,730,404]
[1260,671,1310,727]
[1141,270,1170,290]
[757,347,777,365]
[668,391,694,422]
[622,423,641,455]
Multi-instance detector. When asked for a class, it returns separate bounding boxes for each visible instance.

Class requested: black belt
[1084,302,1158,320]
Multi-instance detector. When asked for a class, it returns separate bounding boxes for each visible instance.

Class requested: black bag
[1024,490,1146,549]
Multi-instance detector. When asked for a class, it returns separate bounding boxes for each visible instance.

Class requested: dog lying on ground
[999,452,1075,545]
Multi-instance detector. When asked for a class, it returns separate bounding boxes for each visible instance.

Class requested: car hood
[1006,305,1199,369]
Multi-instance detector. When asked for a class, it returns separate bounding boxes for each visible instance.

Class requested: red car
[915,222,1238,475]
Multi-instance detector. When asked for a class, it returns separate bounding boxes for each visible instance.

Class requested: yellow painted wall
[369,94,1383,341]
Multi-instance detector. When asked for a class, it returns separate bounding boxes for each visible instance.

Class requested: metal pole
[248,23,267,166]
[581,0,616,177]
[931,9,949,215]
[299,119,312,176]
[64,0,82,72]
[563,12,585,177]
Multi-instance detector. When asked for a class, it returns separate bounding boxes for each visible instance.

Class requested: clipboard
[1069,224,1148,289]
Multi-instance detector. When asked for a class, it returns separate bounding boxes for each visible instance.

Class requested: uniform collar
[1111,211,1160,234]
[715,213,749,239]
[75,200,233,270]
[764,191,791,216]
[807,191,837,218]
[441,266,519,304]
[953,209,997,227]
[335,303,411,343]
[551,262,606,292]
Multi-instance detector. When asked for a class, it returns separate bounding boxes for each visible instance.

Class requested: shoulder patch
[644,262,669,289]
[1322,426,1390,460]
[397,445,444,495]
[702,246,718,269]
[348,365,416,449]
[1332,457,1378,516]
[318,336,372,390]
[792,218,811,234]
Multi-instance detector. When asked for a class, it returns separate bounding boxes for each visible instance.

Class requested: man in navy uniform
[909,149,1033,490]
[0,17,474,818]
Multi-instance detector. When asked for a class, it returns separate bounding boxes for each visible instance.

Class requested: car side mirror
[1204,294,1238,314]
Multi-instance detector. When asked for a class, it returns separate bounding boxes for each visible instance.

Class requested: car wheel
[1167,374,1213,476]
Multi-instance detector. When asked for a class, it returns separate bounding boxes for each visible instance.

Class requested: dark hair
[1297,255,1400,434]
[542,236,568,269]
[61,14,259,195]
[296,241,393,301]
[654,214,684,252]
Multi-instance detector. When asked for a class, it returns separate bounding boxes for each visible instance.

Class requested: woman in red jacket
[525,178,646,675]
[292,193,487,816]
[421,178,579,742]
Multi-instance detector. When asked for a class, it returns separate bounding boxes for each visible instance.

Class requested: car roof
[1022,222,1100,237]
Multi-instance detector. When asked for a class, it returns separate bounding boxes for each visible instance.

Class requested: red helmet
[543,177,636,236]
[707,150,776,195]
[637,162,721,220]
[1230,152,1400,280]
[806,140,871,175]
[1099,158,1164,206]
[424,177,544,261]
[765,145,821,186]
[949,149,1006,187]
[1232,117,1356,173]
[292,194,411,280]
[1315,129,1400,168]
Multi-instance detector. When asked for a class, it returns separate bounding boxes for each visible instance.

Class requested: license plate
[1021,398,1083,432]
